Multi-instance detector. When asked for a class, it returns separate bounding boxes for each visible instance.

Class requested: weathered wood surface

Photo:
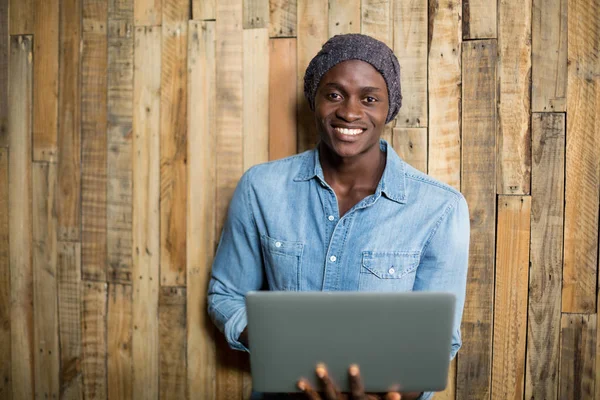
[192,0,215,20]
[559,314,596,399]
[187,20,217,400]
[82,281,108,399]
[243,0,268,29]
[107,283,133,400]
[160,0,189,287]
[532,0,567,112]
[492,196,531,400]
[525,113,564,400]
[562,0,599,313]
[0,148,10,399]
[458,39,497,400]
[269,0,296,37]
[269,38,297,160]
[159,287,188,399]
[463,0,497,39]
[329,0,360,36]
[8,35,34,400]
[133,25,161,400]
[9,0,34,34]
[361,0,392,47]
[0,0,8,147]
[134,0,162,26]
[392,128,427,173]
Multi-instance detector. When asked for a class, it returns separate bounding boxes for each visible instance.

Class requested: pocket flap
[261,234,304,256]
[361,251,420,279]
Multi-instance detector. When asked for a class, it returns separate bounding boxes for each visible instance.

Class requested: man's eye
[365,96,378,103]
[328,93,342,100]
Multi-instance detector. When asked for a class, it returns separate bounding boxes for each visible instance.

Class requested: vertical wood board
[361,0,392,47]
[328,0,361,36]
[192,0,215,20]
[0,0,8,147]
[392,127,428,173]
[559,314,596,399]
[107,283,133,400]
[0,148,10,399]
[134,0,162,26]
[243,0,269,28]
[159,287,187,399]
[462,0,497,39]
[269,0,296,37]
[9,0,34,34]
[82,281,108,400]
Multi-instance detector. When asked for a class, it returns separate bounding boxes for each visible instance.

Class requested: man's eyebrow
[361,86,383,92]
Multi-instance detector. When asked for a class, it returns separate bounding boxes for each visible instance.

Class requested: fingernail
[349,365,359,376]
[297,381,306,391]
[388,393,401,400]
[315,365,326,378]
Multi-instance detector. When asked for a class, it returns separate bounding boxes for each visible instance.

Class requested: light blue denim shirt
[208,140,469,399]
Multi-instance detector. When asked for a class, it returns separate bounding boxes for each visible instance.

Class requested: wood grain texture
[187,20,217,400]
[458,39,497,400]
[532,0,567,112]
[559,314,596,399]
[8,35,34,400]
[328,0,360,36]
[82,0,108,282]
[192,0,215,20]
[269,38,297,160]
[159,287,187,399]
[160,0,188,287]
[243,0,268,28]
[107,283,133,400]
[58,0,82,241]
[269,0,296,37]
[107,0,134,284]
[525,113,564,400]
[393,0,428,127]
[562,0,600,313]
[82,281,108,399]
[32,162,60,399]
[492,196,531,400]
[0,0,7,147]
[134,0,162,26]
[297,0,327,152]
[392,127,427,173]
[33,0,59,161]
[497,0,532,195]
[9,0,33,34]
[243,28,269,171]
[436,358,456,400]
[361,0,392,47]
[0,148,10,399]
[133,26,161,400]
[428,0,461,190]
[57,242,83,400]
[462,0,497,39]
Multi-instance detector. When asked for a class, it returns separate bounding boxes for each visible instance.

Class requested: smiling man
[207,34,470,400]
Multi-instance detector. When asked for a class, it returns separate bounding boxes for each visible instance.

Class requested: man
[208,34,470,400]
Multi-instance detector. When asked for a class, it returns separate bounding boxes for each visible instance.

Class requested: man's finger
[348,364,366,400]
[385,392,401,400]
[298,379,321,400]
[316,364,340,400]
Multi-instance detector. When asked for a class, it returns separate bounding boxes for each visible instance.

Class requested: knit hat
[304,34,402,124]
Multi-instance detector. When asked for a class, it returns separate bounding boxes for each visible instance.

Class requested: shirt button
[329,256,337,262]
[275,241,282,248]
[388,267,395,274]
[328,215,334,221]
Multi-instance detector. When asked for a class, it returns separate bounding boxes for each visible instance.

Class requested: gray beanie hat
[304,34,402,124]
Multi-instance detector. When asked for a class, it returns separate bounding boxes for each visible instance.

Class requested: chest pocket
[358,251,420,291]
[261,235,304,291]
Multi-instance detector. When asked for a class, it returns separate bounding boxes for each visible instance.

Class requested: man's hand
[297,364,402,400]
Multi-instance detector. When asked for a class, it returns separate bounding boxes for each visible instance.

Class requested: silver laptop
[246,291,456,393]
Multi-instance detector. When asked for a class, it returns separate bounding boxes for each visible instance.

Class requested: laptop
[246,291,456,393]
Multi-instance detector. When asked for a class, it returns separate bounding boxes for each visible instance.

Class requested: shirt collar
[293,139,407,204]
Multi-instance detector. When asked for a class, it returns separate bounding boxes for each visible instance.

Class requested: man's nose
[336,98,362,121]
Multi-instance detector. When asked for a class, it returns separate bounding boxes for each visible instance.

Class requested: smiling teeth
[335,127,363,136]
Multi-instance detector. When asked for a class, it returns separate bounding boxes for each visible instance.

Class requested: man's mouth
[333,127,365,136]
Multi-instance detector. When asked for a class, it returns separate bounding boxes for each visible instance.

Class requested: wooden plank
[269,38,297,160]
[9,0,33,34]
[436,358,456,400]
[82,0,108,282]
[133,25,161,400]
[244,28,269,170]
[497,0,531,195]
[531,0,567,112]
[107,0,134,284]
[32,162,60,399]
[187,20,217,400]
[427,0,461,190]
[192,0,215,20]
[297,0,327,152]
[361,0,392,48]
[328,0,360,36]
[8,35,34,400]
[160,0,189,287]
[525,113,564,400]
[57,242,83,400]
[243,0,268,28]
[562,0,600,313]
[134,0,162,26]
[491,196,531,400]
[393,0,427,127]
[107,283,133,400]
[0,0,8,147]
[462,0,497,39]
[0,148,10,399]
[559,314,596,399]
[58,0,82,241]
[457,39,497,400]
[269,0,296,37]
[32,0,59,161]
[159,287,187,399]
[82,281,108,399]
[392,127,427,173]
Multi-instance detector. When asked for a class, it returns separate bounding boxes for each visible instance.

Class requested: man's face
[314,60,389,159]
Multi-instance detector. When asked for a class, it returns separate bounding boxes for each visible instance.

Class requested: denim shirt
[208,140,469,399]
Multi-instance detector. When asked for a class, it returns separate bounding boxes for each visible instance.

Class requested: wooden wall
[1,0,599,399]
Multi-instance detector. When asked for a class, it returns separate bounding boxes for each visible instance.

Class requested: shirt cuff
[224,306,250,352]
[417,391,434,400]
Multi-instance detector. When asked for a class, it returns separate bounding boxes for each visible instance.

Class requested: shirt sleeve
[207,171,264,352]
